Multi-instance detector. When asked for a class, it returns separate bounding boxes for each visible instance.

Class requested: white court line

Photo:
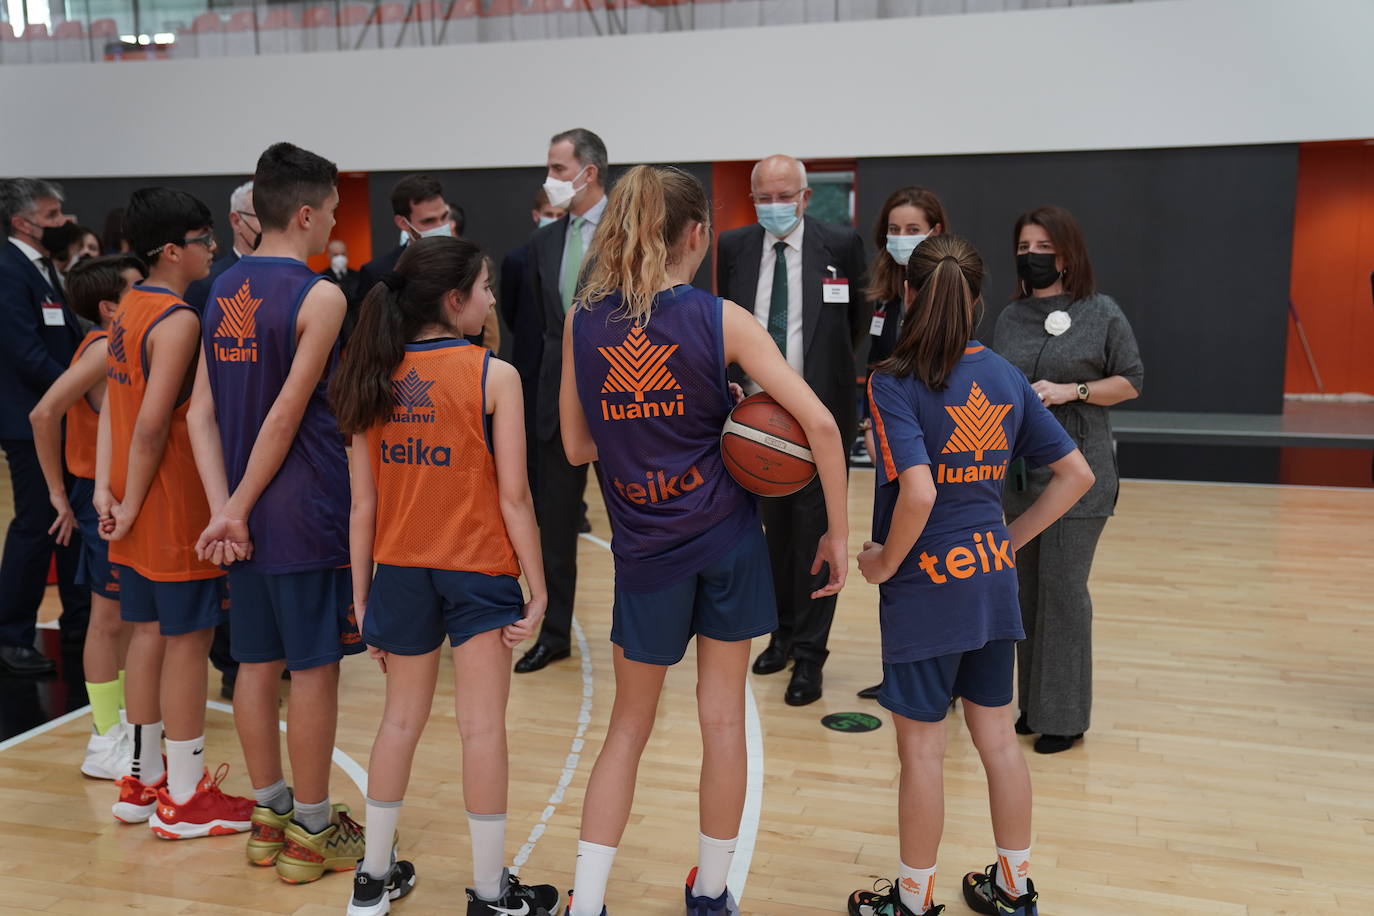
[576,531,764,906]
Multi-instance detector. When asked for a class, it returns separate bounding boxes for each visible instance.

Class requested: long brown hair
[865,186,947,304]
[1012,205,1095,302]
[577,164,709,323]
[877,233,983,391]
[330,236,486,434]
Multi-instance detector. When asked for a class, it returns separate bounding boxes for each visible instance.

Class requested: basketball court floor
[1,472,1370,915]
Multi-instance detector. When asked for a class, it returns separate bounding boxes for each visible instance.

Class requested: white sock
[570,840,617,916]
[467,811,507,901]
[130,721,163,785]
[996,845,1031,898]
[362,797,402,879]
[165,735,204,805]
[691,833,737,899]
[898,862,937,915]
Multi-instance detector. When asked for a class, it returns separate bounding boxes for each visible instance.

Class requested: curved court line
[206,699,369,797]
[577,531,764,906]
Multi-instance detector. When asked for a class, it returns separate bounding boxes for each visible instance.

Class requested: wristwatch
[1076,382,1090,401]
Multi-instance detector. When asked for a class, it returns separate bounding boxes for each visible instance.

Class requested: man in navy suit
[0,178,90,675]
[357,174,457,296]
[184,180,258,313]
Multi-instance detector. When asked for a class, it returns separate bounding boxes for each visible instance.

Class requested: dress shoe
[1014,713,1033,735]
[514,643,571,674]
[0,644,56,676]
[1033,732,1082,754]
[784,659,823,706]
[220,673,236,701]
[856,683,881,700]
[751,642,789,675]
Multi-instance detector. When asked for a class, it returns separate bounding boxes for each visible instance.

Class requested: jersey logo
[597,325,684,421]
[212,280,262,363]
[942,381,1012,461]
[390,368,437,424]
[108,320,127,363]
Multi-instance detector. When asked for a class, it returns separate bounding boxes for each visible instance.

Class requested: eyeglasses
[145,232,218,259]
[750,190,805,205]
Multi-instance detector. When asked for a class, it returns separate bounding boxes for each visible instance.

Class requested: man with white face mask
[515,127,609,675]
[319,239,362,340]
[716,154,870,706]
[357,173,455,301]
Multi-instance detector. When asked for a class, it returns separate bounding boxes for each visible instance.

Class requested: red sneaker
[112,771,166,824]
[148,763,254,840]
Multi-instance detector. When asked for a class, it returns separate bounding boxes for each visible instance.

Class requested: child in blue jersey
[187,142,366,882]
[845,234,1094,916]
[558,165,850,916]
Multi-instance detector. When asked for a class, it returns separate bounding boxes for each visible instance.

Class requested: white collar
[763,216,805,253]
[8,236,44,263]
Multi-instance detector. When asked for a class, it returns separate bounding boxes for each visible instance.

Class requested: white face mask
[537,215,558,228]
[330,254,348,273]
[885,234,928,267]
[543,166,587,210]
[405,219,453,241]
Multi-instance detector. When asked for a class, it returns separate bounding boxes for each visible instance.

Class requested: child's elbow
[1074,464,1096,495]
[28,404,51,427]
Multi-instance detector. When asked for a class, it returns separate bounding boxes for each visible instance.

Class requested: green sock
[117,669,126,709]
[87,680,123,736]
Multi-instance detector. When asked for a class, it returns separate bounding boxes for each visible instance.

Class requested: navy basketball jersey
[202,255,349,574]
[572,285,756,592]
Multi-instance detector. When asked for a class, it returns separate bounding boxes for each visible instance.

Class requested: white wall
[1,0,1371,177]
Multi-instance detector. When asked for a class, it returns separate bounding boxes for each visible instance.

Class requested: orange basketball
[721,392,816,497]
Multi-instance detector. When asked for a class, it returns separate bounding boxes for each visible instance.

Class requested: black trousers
[533,431,588,652]
[760,476,836,666]
[0,438,90,646]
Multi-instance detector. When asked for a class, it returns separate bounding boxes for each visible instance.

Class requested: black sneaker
[347,860,417,915]
[962,863,1038,916]
[846,878,944,916]
[467,869,562,915]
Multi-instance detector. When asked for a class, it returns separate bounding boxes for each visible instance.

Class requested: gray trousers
[1013,515,1108,737]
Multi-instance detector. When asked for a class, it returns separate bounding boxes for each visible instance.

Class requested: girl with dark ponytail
[331,236,562,916]
[847,234,1095,916]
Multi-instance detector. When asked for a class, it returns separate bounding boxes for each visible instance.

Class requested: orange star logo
[942,381,1012,461]
[213,280,263,346]
[599,325,680,403]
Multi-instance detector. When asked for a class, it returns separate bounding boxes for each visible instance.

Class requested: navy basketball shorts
[879,639,1016,722]
[229,567,363,670]
[117,565,227,636]
[364,565,524,655]
[69,477,118,600]
[611,525,778,666]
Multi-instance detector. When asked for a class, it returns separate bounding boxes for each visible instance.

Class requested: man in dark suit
[514,128,609,674]
[716,155,869,705]
[357,174,456,295]
[0,178,90,675]
[321,238,364,344]
[184,180,258,313]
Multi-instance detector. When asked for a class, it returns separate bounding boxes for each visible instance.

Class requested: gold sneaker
[246,805,292,866]
[275,807,366,884]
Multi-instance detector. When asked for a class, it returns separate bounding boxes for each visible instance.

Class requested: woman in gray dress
[992,205,1143,754]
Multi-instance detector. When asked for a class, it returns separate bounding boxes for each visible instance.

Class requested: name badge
[42,303,65,326]
[869,315,885,336]
[822,278,849,304]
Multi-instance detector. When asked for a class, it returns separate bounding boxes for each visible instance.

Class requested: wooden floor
[2,474,1372,915]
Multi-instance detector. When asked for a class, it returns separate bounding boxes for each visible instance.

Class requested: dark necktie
[768,241,788,356]
[38,257,60,294]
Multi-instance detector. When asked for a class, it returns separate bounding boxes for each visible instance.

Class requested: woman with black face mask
[990,205,1143,755]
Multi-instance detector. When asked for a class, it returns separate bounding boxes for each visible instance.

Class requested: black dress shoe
[856,683,881,700]
[784,659,823,706]
[220,673,236,701]
[1033,733,1082,754]
[751,642,788,675]
[0,644,57,676]
[514,643,571,674]
[1014,713,1033,735]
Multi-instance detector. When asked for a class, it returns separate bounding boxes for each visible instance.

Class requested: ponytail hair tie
[381,270,407,292]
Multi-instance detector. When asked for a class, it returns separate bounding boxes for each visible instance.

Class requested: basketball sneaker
[246,804,293,866]
[82,721,133,780]
[962,864,1038,916]
[847,878,944,916]
[148,763,254,839]
[467,869,561,915]
[275,807,367,884]
[347,859,417,916]
[683,867,738,915]
[564,891,606,916]
[112,771,165,823]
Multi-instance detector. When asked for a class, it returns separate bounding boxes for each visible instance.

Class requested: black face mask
[1016,252,1061,290]
[250,229,262,251]
[39,222,81,256]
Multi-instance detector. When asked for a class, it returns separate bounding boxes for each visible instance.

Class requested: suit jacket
[0,242,83,439]
[320,267,364,343]
[358,244,405,301]
[499,241,543,388]
[715,216,869,446]
[183,249,240,313]
[529,215,586,441]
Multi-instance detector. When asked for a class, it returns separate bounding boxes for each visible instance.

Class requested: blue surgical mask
[405,218,453,241]
[885,233,928,266]
[537,215,558,228]
[756,202,800,238]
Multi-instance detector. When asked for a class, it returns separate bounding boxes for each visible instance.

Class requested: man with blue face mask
[358,173,456,301]
[716,154,870,706]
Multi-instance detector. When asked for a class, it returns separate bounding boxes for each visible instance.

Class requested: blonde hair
[577,164,709,323]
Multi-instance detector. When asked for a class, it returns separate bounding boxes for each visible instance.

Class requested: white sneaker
[82,721,133,780]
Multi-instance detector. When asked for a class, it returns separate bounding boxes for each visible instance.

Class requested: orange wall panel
[306,172,372,273]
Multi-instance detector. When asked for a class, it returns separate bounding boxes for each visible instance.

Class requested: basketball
[720,392,816,497]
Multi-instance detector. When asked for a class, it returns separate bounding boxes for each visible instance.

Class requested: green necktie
[560,216,587,313]
[767,240,788,355]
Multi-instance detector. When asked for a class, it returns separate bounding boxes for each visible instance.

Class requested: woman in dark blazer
[992,205,1144,753]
